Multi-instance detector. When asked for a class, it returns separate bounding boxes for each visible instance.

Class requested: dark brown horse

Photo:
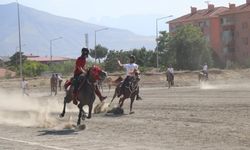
[166,71,174,88]
[198,71,208,82]
[109,70,140,114]
[60,66,107,125]
[50,74,57,95]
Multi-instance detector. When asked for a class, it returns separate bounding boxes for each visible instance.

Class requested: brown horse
[109,70,140,114]
[60,66,107,125]
[166,71,174,88]
[105,76,123,92]
[50,74,57,95]
[198,71,208,82]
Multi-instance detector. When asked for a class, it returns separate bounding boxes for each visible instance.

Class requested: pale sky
[0,0,246,36]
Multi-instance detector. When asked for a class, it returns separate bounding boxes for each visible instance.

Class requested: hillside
[0,3,155,57]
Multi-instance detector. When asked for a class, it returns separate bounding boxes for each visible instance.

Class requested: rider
[117,55,142,100]
[167,64,174,85]
[72,48,107,105]
[201,62,208,78]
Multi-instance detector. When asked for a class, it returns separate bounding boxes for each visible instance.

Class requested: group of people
[166,62,209,82]
[71,47,210,105]
[71,48,142,105]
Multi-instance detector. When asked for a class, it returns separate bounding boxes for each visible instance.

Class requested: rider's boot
[95,87,107,102]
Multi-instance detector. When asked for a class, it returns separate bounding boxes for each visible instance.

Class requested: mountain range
[0,3,155,57]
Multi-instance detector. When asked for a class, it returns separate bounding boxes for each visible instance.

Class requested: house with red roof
[25,54,75,65]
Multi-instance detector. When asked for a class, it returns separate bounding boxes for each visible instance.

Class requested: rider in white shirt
[117,55,142,100]
[201,62,208,78]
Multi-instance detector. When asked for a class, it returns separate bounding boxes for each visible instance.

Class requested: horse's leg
[118,97,126,108]
[77,104,83,125]
[87,103,93,119]
[129,97,135,114]
[60,97,67,118]
[109,87,118,106]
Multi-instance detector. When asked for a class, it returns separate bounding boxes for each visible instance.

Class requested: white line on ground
[0,136,72,150]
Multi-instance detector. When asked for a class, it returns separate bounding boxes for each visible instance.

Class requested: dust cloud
[0,88,75,128]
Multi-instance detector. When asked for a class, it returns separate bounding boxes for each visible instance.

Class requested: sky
[0,0,246,36]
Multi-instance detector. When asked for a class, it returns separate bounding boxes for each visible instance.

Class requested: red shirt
[74,56,86,75]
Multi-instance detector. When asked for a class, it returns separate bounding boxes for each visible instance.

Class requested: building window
[242,22,248,29]
[242,37,248,45]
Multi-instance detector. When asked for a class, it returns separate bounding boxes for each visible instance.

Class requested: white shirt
[21,81,28,89]
[167,67,174,74]
[123,63,138,76]
[203,65,208,71]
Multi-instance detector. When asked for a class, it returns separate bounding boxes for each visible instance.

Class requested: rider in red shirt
[72,48,107,105]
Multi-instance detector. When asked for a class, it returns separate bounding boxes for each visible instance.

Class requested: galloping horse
[166,71,174,88]
[105,76,123,92]
[50,74,57,95]
[198,71,208,82]
[60,66,107,125]
[109,70,140,114]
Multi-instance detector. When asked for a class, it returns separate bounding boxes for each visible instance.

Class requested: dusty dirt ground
[0,69,250,150]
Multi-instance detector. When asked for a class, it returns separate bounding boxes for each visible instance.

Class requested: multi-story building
[169,1,250,67]
[219,0,250,65]
[168,4,228,65]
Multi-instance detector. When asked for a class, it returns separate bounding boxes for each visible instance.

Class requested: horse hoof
[59,114,64,118]
[129,111,135,114]
[87,116,91,119]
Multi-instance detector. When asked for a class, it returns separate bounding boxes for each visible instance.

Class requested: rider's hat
[129,55,136,60]
[81,48,89,56]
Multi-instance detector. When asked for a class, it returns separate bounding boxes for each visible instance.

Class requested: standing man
[56,74,63,91]
[72,48,106,105]
[117,55,142,100]
[167,64,174,85]
[21,77,29,96]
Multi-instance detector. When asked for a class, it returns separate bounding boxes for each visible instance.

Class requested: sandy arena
[0,69,250,150]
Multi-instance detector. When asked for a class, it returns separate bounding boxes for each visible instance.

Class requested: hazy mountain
[0,3,155,57]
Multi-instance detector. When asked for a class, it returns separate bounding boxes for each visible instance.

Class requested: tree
[89,44,108,63]
[169,25,213,70]
[23,61,49,77]
[7,52,27,73]
[157,31,173,67]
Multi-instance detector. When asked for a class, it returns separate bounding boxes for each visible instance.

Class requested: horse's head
[134,69,141,81]
[88,65,107,82]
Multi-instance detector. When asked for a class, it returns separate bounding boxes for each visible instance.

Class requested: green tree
[89,44,108,63]
[157,31,173,67]
[169,25,213,70]
[7,52,27,74]
[23,61,49,77]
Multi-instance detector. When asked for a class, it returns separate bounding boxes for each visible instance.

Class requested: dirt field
[0,69,250,150]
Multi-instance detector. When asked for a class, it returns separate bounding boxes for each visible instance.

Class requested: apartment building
[168,0,250,66]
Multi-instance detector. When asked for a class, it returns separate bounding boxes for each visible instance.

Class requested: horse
[198,71,208,82]
[166,71,174,88]
[60,66,107,125]
[109,70,140,114]
[105,76,123,92]
[50,74,57,95]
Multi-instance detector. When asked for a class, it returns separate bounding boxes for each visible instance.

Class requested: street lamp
[16,0,23,79]
[50,37,63,62]
[156,15,173,68]
[16,44,26,66]
[94,27,108,63]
